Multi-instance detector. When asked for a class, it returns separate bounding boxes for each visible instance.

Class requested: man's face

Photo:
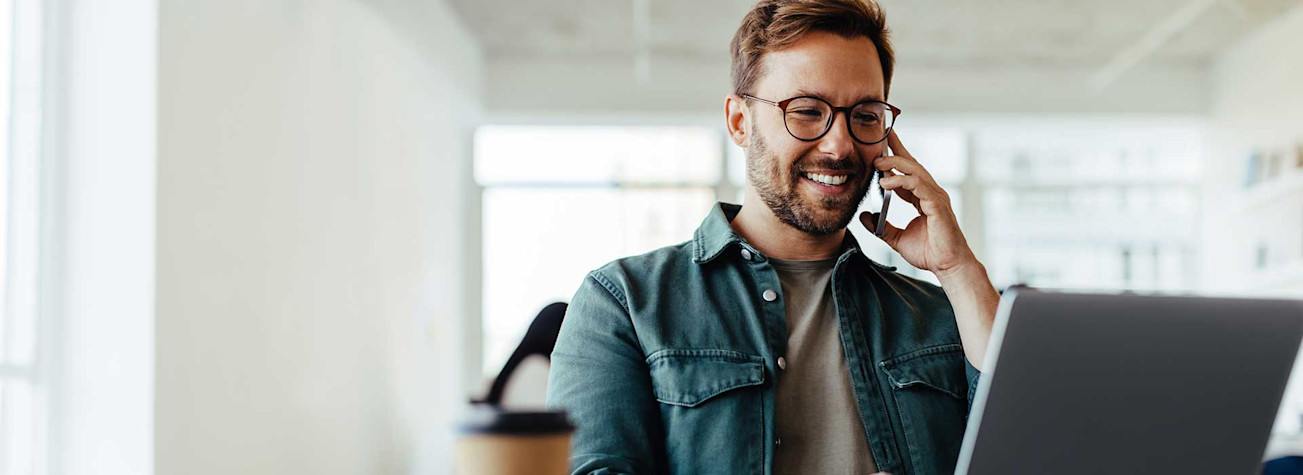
[744,31,887,236]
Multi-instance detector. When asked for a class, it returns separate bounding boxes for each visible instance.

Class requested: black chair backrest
[483,302,568,406]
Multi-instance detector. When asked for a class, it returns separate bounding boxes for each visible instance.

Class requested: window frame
[1,0,51,473]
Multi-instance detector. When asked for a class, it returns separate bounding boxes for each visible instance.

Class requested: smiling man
[546,0,1001,474]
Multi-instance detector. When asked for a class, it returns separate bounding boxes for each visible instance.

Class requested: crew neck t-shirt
[769,255,878,475]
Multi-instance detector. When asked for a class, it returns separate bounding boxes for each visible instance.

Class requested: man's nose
[818,110,856,159]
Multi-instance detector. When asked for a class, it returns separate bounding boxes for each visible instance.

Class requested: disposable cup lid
[458,405,575,436]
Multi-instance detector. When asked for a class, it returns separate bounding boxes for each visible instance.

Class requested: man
[547,0,1000,473]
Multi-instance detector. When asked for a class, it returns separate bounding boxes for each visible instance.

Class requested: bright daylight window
[0,0,45,473]
[973,122,1204,292]
[475,126,725,378]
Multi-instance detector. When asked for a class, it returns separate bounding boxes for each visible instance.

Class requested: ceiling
[448,0,1301,68]
[445,0,1302,115]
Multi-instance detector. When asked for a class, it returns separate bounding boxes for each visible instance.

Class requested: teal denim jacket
[547,202,982,475]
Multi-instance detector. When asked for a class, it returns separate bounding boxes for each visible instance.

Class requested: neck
[729,189,846,261]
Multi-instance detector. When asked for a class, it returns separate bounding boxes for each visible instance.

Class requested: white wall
[1203,2,1303,441]
[1202,2,1303,295]
[156,1,480,474]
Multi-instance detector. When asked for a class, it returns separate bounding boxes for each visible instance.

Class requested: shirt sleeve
[963,357,982,415]
[547,271,664,475]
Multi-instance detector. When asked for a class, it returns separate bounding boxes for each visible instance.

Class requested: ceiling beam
[1089,0,1220,90]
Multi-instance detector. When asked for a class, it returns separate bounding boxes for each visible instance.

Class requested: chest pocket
[647,349,767,475]
[878,344,969,475]
[879,344,967,400]
[647,349,766,407]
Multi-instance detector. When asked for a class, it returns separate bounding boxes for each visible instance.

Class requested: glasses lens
[849,102,894,143]
[783,97,832,140]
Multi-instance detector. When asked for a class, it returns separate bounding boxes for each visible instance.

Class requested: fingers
[874,152,946,211]
[891,186,922,207]
[877,173,921,206]
[873,155,930,179]
[881,175,951,216]
[880,174,946,202]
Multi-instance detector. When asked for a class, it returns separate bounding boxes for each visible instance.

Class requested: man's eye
[854,113,880,123]
[789,109,823,118]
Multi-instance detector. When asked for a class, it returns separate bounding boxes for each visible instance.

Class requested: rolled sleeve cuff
[963,357,982,415]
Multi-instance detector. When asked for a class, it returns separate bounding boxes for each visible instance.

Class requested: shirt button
[777,356,787,370]
[762,289,778,302]
[740,248,753,260]
[775,438,782,447]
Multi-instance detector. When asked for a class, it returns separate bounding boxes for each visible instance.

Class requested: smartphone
[874,144,892,237]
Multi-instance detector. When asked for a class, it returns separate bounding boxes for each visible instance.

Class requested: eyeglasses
[742,94,901,145]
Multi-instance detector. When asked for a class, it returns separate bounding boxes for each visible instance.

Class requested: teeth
[804,172,848,186]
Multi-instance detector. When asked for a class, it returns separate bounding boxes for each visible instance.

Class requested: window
[971,122,1204,291]
[0,0,46,473]
[475,125,726,378]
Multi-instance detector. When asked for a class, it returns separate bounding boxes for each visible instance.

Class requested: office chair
[482,302,567,407]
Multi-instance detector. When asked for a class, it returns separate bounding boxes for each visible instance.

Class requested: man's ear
[724,94,749,148]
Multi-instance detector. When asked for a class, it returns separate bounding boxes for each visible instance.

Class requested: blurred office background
[0,0,1301,473]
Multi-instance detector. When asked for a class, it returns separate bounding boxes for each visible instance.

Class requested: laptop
[956,288,1303,475]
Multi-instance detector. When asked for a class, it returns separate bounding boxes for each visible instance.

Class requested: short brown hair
[730,0,895,98]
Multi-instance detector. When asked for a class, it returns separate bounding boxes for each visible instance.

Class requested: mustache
[792,158,862,174]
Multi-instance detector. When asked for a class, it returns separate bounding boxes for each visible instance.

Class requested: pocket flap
[878,344,967,400]
[647,349,766,408]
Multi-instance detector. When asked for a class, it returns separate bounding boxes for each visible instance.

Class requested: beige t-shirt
[770,256,878,475]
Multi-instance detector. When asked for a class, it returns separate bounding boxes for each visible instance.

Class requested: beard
[746,124,872,236]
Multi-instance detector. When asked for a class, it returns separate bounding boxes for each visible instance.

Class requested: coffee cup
[455,405,574,475]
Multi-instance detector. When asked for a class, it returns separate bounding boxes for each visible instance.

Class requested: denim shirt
[547,202,982,475]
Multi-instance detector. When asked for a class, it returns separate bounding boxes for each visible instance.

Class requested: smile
[801,172,851,186]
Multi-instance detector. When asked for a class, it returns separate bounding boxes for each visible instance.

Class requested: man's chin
[788,203,859,236]
[808,190,866,220]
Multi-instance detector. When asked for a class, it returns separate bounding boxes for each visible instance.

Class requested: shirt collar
[691,202,748,264]
[691,202,868,265]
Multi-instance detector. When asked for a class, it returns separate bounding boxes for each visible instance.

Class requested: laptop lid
[956,289,1303,475]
